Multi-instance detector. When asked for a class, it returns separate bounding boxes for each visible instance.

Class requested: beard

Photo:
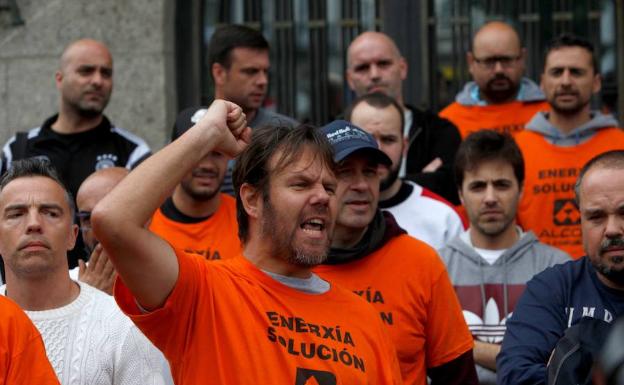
[481,74,519,103]
[380,164,401,192]
[550,91,589,116]
[180,169,223,202]
[261,197,329,268]
[592,237,624,287]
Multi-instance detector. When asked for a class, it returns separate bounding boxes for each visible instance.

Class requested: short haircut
[544,33,597,72]
[232,124,336,243]
[0,158,75,218]
[207,24,269,81]
[575,150,624,204]
[343,92,405,133]
[454,130,525,188]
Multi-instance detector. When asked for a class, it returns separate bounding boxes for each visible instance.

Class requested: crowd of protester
[1,21,623,385]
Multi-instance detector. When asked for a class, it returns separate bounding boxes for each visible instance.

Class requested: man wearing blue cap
[316,120,478,385]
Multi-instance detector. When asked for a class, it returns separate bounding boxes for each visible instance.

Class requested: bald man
[71,167,129,294]
[440,21,549,138]
[346,31,462,204]
[1,38,151,268]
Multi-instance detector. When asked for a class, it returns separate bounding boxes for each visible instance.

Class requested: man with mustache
[0,158,166,385]
[498,150,624,385]
[439,130,569,385]
[345,93,465,249]
[440,21,549,139]
[514,34,624,258]
[91,100,402,384]
[316,120,477,385]
[346,31,462,204]
[148,107,241,261]
[0,38,151,268]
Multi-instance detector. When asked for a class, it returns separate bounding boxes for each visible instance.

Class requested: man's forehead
[349,36,399,62]
[465,160,517,179]
[353,103,402,133]
[230,47,269,61]
[269,147,326,174]
[0,177,68,206]
[545,47,592,69]
[63,44,112,68]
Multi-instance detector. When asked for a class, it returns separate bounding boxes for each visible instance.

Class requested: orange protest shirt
[149,194,242,261]
[314,235,473,385]
[440,101,550,139]
[0,296,59,385]
[516,127,624,258]
[115,253,402,385]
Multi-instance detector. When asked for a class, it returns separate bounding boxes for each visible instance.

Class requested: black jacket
[0,114,151,268]
[404,104,461,205]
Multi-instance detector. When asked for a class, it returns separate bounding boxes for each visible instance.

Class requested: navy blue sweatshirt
[497,257,624,385]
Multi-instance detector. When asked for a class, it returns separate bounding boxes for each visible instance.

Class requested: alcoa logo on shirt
[462,298,512,344]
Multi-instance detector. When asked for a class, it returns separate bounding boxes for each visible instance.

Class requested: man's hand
[473,340,501,371]
[78,244,117,295]
[422,157,443,173]
[194,100,252,158]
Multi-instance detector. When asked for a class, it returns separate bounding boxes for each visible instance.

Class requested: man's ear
[398,57,408,81]
[239,183,261,219]
[467,51,475,77]
[67,223,79,251]
[212,63,228,87]
[55,71,63,91]
[592,72,602,95]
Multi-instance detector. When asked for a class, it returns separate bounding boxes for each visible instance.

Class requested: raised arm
[91,100,250,310]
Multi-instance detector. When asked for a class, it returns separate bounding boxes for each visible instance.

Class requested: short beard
[380,165,400,192]
[481,75,519,103]
[592,237,624,287]
[262,197,328,267]
[550,98,588,117]
[180,180,220,202]
[76,106,105,118]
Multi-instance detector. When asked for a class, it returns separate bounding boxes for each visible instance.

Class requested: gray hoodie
[455,77,546,106]
[439,230,569,385]
[525,110,620,146]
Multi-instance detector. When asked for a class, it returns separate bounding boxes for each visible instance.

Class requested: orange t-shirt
[516,128,624,258]
[114,253,402,385]
[314,235,474,385]
[439,101,550,138]
[149,194,242,260]
[0,296,59,385]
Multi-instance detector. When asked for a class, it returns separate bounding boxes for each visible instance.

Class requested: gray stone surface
[4,57,58,140]
[0,0,175,151]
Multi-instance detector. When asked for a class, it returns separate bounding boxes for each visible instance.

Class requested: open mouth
[301,218,325,232]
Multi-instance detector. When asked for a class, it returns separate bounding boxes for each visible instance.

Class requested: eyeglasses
[77,211,92,231]
[472,55,521,69]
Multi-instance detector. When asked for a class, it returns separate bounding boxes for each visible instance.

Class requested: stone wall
[0,0,176,151]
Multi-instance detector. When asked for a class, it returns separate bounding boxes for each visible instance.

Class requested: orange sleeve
[114,250,209,364]
[0,299,59,385]
[426,266,474,368]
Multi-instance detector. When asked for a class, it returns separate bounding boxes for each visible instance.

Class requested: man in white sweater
[0,158,166,385]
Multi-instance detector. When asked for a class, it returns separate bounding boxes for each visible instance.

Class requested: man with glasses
[72,167,129,294]
[440,21,549,138]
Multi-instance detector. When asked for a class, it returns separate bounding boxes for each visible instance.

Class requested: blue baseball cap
[321,120,392,166]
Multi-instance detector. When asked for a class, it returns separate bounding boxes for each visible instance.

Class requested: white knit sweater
[1,281,166,385]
